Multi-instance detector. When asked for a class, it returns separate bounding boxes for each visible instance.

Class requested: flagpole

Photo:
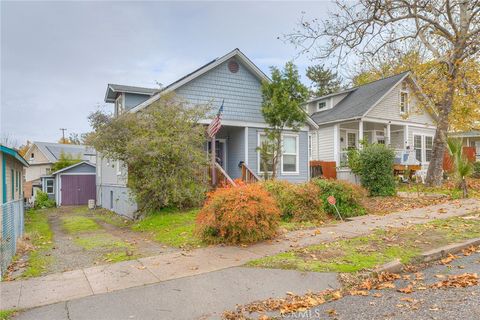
[211,135,216,187]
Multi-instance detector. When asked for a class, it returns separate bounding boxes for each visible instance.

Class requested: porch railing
[1,199,25,279]
[211,162,236,188]
[241,162,260,184]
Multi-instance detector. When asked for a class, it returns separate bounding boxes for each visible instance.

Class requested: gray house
[306,71,437,181]
[97,48,318,217]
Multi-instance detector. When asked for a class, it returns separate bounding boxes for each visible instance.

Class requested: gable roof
[28,142,95,164]
[51,161,95,175]
[130,48,270,114]
[310,71,410,125]
[126,49,318,128]
[0,145,29,167]
[105,84,158,103]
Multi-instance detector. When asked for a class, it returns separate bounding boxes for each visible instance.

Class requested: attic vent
[228,60,239,73]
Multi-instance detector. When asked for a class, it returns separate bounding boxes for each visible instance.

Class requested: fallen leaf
[397,285,414,294]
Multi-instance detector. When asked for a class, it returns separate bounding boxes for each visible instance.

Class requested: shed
[49,161,96,206]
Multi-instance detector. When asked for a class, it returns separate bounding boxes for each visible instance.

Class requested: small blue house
[97,49,318,217]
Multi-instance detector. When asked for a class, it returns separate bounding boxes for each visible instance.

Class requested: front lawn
[132,208,203,248]
[247,214,480,273]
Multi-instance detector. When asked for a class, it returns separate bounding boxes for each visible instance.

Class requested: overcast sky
[1,1,334,145]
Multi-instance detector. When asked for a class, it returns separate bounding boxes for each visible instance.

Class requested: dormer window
[30,153,34,160]
[317,101,327,111]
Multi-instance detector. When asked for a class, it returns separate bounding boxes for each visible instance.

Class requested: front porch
[335,120,425,169]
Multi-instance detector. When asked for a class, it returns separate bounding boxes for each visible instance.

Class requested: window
[115,95,123,117]
[400,91,409,114]
[46,179,54,194]
[11,169,14,200]
[425,136,433,162]
[16,171,19,191]
[258,134,274,173]
[30,153,35,160]
[414,135,422,162]
[116,160,122,175]
[347,132,357,149]
[282,135,298,174]
[317,101,327,111]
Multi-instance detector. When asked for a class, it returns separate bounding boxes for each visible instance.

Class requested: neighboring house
[1,145,28,277]
[40,161,96,206]
[449,131,480,161]
[306,71,437,181]
[97,48,318,217]
[23,141,96,202]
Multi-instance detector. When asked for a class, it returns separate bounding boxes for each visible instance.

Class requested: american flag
[207,100,224,138]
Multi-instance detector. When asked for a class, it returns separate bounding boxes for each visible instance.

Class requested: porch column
[386,122,391,146]
[358,120,364,148]
[404,125,409,148]
[244,127,249,165]
[333,124,340,166]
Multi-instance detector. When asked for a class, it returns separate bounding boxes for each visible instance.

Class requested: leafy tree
[88,93,209,212]
[306,64,342,97]
[260,61,309,178]
[447,138,473,198]
[287,0,480,186]
[51,151,82,172]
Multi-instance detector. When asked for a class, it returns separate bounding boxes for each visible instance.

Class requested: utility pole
[60,128,67,143]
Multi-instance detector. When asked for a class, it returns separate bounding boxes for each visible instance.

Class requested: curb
[374,237,480,274]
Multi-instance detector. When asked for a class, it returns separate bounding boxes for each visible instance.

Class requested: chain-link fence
[0,199,24,279]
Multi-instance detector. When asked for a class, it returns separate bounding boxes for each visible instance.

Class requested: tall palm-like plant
[447,138,473,198]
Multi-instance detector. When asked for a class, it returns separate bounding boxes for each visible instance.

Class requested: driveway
[7,206,174,279]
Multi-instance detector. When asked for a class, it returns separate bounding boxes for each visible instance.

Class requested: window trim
[281,134,300,175]
[413,132,434,164]
[317,101,327,111]
[45,178,54,195]
[399,90,409,114]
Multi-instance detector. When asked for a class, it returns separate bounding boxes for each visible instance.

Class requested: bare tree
[287,0,480,186]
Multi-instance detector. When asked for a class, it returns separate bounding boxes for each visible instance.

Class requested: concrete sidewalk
[13,267,340,320]
[1,198,479,311]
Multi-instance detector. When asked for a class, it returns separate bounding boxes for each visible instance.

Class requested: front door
[207,140,227,170]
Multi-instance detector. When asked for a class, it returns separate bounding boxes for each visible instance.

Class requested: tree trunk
[425,65,457,187]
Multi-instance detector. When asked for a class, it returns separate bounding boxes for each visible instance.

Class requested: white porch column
[386,122,391,146]
[333,124,340,166]
[244,127,249,164]
[404,125,409,148]
[358,120,364,148]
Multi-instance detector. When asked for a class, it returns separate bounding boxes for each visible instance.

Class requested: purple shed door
[61,175,96,205]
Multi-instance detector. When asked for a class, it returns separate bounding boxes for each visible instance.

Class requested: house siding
[248,127,309,183]
[2,153,24,202]
[124,93,151,111]
[314,125,335,161]
[175,59,264,123]
[366,79,435,125]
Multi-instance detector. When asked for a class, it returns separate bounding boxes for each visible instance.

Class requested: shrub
[263,180,325,222]
[196,183,280,244]
[34,191,56,209]
[472,162,480,179]
[311,179,367,218]
[358,144,396,196]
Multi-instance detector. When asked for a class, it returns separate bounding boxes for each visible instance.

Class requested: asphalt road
[287,251,480,320]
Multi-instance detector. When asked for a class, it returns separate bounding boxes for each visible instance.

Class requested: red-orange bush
[196,183,280,244]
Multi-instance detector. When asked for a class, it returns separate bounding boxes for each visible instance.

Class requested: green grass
[132,208,203,248]
[280,220,322,231]
[90,209,133,228]
[62,215,100,234]
[103,251,138,263]
[21,209,54,278]
[0,309,16,320]
[74,233,131,250]
[248,215,480,273]
[397,183,463,199]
